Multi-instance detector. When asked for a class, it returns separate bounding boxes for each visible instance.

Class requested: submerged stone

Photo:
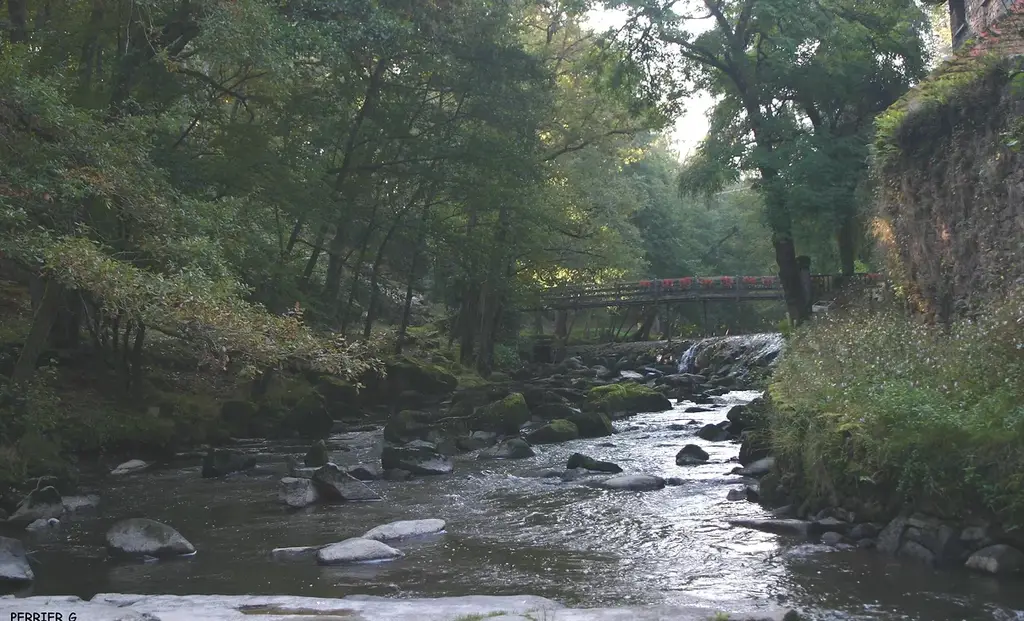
[316,538,404,565]
[362,519,446,542]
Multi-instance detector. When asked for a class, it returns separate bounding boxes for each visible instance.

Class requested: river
[11,391,1024,620]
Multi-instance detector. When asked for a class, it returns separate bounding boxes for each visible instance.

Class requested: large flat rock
[0,594,794,620]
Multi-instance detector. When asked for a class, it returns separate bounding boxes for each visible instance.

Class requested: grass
[768,289,1024,524]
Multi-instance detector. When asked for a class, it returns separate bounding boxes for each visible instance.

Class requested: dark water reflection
[11,391,1024,620]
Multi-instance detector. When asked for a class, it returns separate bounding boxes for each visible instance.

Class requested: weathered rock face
[525,419,579,444]
[675,444,709,466]
[316,538,404,565]
[566,453,622,473]
[311,464,381,501]
[0,537,33,583]
[201,449,256,478]
[278,477,319,508]
[362,519,446,542]
[478,439,535,460]
[381,442,453,475]
[105,518,195,558]
[583,384,672,418]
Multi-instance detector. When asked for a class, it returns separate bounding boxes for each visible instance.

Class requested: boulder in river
[733,456,775,477]
[106,518,196,558]
[382,410,434,444]
[729,518,813,539]
[278,477,319,508]
[583,383,672,418]
[303,440,329,467]
[472,393,532,434]
[675,444,710,465]
[316,537,404,565]
[965,544,1024,575]
[696,423,731,442]
[7,485,64,526]
[532,402,580,420]
[110,459,149,476]
[270,546,319,560]
[363,519,446,542]
[478,439,535,460]
[0,536,33,583]
[381,441,453,475]
[62,494,100,514]
[566,452,622,473]
[596,474,666,492]
[25,518,60,533]
[347,464,382,481]
[311,464,381,501]
[201,448,257,478]
[526,419,579,444]
[566,410,614,438]
[456,430,499,451]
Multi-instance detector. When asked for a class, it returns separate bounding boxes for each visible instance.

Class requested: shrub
[769,291,1024,523]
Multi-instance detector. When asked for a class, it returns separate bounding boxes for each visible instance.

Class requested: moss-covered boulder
[583,383,672,418]
[385,356,458,396]
[315,376,360,418]
[566,410,614,438]
[382,410,434,444]
[283,394,334,439]
[526,419,579,445]
[472,392,532,434]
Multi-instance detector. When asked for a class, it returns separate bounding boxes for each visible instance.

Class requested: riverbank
[756,292,1024,573]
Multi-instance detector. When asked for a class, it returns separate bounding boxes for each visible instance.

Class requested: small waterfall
[676,333,785,376]
[677,342,700,374]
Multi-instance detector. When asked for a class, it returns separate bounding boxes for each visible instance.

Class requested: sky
[584,7,713,162]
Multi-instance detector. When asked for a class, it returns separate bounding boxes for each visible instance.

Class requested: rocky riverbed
[1,336,1024,620]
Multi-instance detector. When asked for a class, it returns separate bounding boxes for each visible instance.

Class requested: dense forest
[0,0,939,471]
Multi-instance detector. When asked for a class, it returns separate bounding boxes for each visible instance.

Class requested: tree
[606,0,930,321]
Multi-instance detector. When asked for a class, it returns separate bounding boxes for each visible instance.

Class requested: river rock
[566,410,614,438]
[25,518,60,533]
[596,474,666,492]
[383,468,413,481]
[619,370,644,380]
[566,452,622,473]
[696,423,730,442]
[278,477,319,508]
[347,464,382,481]
[473,393,532,434]
[310,464,380,501]
[303,440,329,467]
[733,456,775,477]
[849,523,881,540]
[898,540,936,566]
[316,538,404,565]
[820,531,847,547]
[478,439,535,460]
[7,485,63,526]
[532,402,580,420]
[382,410,433,444]
[675,444,709,465]
[62,494,100,514]
[363,519,446,542]
[0,537,33,583]
[526,419,579,444]
[965,544,1024,575]
[876,516,909,554]
[730,518,813,538]
[727,489,746,501]
[110,459,149,476]
[201,448,256,478]
[738,431,770,466]
[381,442,453,475]
[270,546,318,560]
[105,518,195,558]
[523,468,564,478]
[684,406,713,413]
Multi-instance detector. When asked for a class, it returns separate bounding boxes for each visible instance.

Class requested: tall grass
[769,289,1024,523]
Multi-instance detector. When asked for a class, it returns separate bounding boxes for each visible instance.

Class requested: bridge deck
[525,273,884,311]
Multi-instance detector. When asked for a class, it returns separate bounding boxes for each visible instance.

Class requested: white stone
[596,474,666,492]
[25,518,59,532]
[363,519,446,542]
[965,544,1024,575]
[269,546,318,560]
[315,538,404,565]
[0,536,33,582]
[278,477,318,508]
[106,518,195,558]
[111,459,149,476]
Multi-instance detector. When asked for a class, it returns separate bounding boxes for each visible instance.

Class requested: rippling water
[13,392,1024,620]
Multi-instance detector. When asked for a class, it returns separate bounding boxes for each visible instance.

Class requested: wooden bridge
[526,273,886,311]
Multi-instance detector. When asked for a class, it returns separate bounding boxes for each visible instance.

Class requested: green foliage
[770,290,1024,522]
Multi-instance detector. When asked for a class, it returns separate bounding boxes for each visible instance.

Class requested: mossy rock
[384,356,458,395]
[382,410,434,444]
[526,419,579,444]
[315,376,359,418]
[472,392,532,434]
[566,410,614,438]
[283,393,334,439]
[583,383,672,417]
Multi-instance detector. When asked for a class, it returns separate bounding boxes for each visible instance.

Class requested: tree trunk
[285,217,305,256]
[300,224,329,286]
[6,0,28,43]
[773,236,809,325]
[12,280,62,384]
[362,220,399,340]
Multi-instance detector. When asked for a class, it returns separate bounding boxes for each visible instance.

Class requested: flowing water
[9,392,1024,620]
